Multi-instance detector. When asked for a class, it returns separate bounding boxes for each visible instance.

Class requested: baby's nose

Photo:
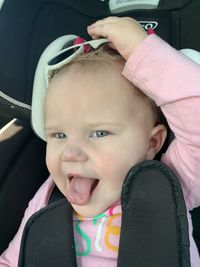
[61,145,88,163]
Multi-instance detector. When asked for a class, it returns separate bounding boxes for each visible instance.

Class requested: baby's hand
[87,16,147,60]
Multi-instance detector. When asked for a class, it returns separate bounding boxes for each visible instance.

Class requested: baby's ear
[146,124,167,160]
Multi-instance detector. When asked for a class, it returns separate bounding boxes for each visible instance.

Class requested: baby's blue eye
[54,133,66,139]
[92,130,109,138]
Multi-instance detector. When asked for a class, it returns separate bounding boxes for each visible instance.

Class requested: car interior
[0,0,200,264]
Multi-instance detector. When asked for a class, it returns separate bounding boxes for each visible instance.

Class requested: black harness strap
[118,160,190,267]
[18,160,190,267]
[18,199,76,267]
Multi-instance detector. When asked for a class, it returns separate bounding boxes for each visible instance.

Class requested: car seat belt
[18,160,190,267]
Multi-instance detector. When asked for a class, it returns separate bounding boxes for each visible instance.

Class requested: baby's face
[45,66,156,217]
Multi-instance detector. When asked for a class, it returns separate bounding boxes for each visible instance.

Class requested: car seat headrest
[180,49,200,65]
[31,34,77,140]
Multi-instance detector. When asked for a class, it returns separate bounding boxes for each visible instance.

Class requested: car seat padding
[118,160,190,267]
[18,199,76,267]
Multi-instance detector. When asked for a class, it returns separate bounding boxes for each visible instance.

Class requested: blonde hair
[53,44,167,126]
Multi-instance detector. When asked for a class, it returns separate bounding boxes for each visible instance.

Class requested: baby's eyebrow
[85,122,123,128]
[85,120,124,126]
[44,126,60,132]
[44,123,124,133]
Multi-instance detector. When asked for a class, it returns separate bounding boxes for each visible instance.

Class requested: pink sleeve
[0,177,54,267]
[122,34,200,210]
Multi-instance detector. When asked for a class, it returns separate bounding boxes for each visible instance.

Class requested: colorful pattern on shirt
[73,203,122,265]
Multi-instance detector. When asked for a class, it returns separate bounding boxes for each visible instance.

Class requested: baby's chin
[72,204,108,218]
[71,200,120,218]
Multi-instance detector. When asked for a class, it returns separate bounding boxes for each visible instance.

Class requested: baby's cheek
[45,148,56,174]
[98,153,127,178]
[99,153,117,168]
[116,162,133,180]
[45,155,53,174]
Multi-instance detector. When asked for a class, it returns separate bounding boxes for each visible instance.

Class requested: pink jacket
[1,35,200,266]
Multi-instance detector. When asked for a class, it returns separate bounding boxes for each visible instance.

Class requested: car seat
[0,0,200,264]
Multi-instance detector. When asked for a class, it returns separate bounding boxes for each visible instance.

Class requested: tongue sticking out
[66,176,97,205]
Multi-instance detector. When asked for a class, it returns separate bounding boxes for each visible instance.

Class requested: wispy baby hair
[53,43,167,127]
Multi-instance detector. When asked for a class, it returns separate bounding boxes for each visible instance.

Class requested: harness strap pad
[118,160,190,267]
[18,160,190,267]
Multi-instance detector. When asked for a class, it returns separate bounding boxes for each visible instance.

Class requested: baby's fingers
[87,16,147,60]
[88,16,119,27]
[89,16,120,27]
[87,17,121,39]
[88,22,112,39]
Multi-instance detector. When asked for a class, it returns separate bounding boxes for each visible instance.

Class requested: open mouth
[91,179,99,193]
[66,174,99,206]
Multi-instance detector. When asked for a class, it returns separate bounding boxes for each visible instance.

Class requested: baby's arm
[122,35,200,210]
